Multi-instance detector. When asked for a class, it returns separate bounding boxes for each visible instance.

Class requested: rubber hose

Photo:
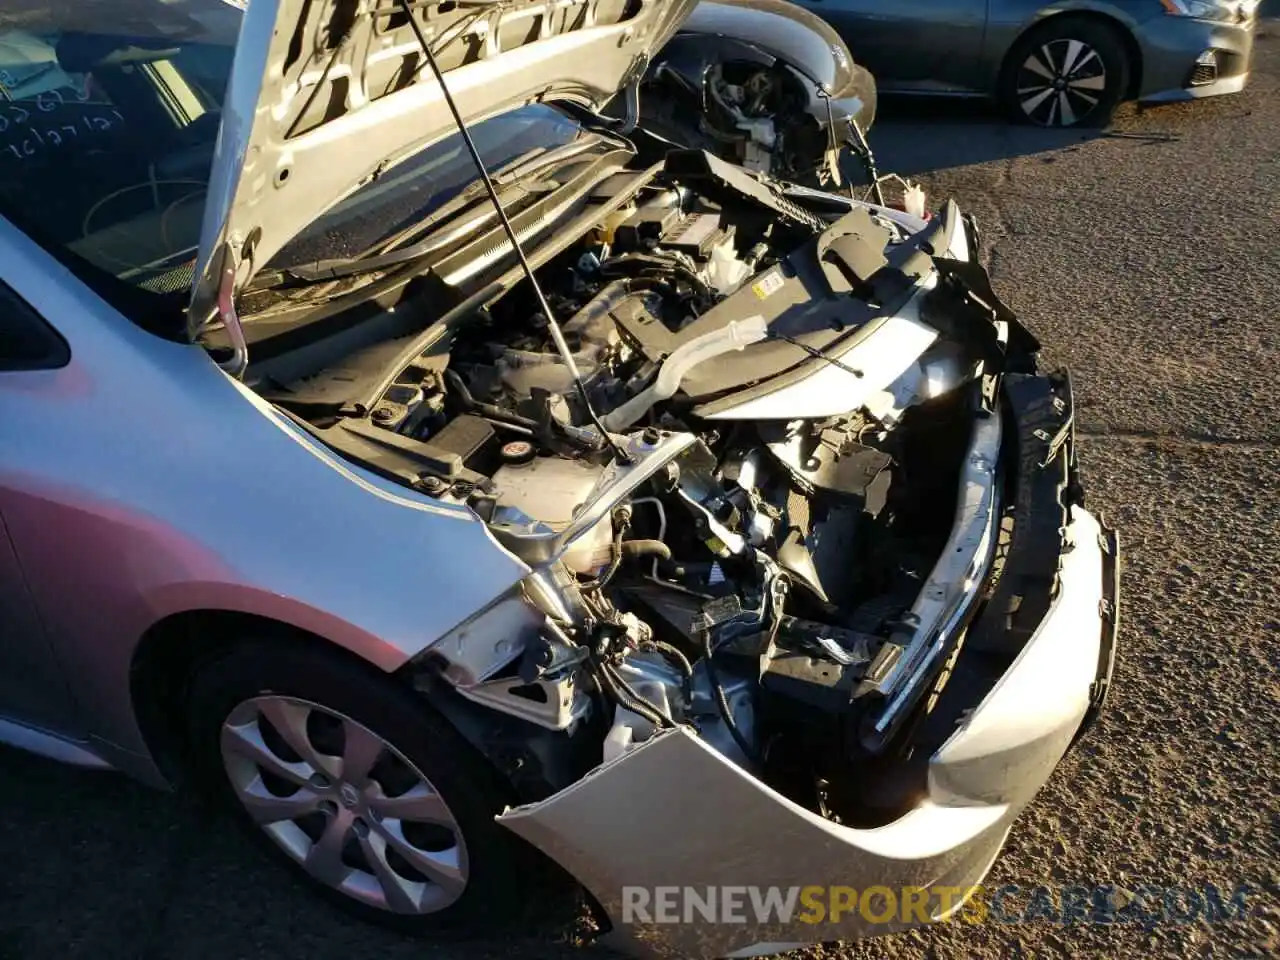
[620,539,672,562]
[444,369,540,430]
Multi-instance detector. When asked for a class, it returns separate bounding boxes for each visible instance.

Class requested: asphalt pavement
[2,19,1278,960]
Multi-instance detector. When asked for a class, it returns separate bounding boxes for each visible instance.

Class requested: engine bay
[259,153,1032,823]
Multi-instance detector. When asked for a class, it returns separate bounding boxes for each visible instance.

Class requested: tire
[999,18,1131,128]
[184,638,542,935]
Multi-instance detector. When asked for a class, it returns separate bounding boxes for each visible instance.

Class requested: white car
[0,0,1118,957]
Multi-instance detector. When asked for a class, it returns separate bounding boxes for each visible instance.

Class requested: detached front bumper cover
[497,502,1121,959]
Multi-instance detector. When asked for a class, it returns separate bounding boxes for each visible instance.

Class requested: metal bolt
[372,406,397,424]
[309,773,330,789]
[418,475,447,496]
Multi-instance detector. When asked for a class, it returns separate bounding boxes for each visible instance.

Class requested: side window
[0,282,69,371]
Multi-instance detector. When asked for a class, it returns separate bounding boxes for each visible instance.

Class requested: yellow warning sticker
[751,272,784,300]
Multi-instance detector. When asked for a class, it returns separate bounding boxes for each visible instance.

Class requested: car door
[0,280,83,736]
[792,0,991,93]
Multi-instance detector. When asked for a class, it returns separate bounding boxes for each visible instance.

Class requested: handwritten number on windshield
[0,104,124,162]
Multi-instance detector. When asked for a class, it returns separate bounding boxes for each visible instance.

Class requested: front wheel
[184,640,540,933]
[999,19,1131,128]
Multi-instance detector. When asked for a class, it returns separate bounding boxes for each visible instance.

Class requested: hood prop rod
[398,0,632,465]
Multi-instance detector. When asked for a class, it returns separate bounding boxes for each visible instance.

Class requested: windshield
[0,1,585,318]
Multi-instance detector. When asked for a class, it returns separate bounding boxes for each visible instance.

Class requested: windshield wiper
[266,138,605,286]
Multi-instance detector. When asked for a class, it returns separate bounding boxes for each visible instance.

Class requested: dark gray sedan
[788,0,1260,125]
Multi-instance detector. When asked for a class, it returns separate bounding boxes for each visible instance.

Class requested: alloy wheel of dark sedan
[1016,38,1109,126]
[1000,18,1130,129]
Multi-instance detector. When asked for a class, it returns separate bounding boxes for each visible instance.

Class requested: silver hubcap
[220,696,468,915]
[1017,39,1108,126]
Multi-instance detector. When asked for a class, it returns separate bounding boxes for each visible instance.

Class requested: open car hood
[188,0,696,336]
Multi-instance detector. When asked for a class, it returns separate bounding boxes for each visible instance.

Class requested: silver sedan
[0,1,1118,956]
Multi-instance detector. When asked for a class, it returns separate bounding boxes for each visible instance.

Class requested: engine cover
[610,206,903,402]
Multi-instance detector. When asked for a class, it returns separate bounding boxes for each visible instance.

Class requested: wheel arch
[129,609,407,786]
[998,9,1144,101]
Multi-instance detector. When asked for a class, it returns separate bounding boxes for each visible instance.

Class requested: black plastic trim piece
[0,282,71,372]
[664,149,826,231]
[966,371,1075,656]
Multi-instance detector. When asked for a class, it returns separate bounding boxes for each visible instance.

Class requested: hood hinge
[188,239,249,378]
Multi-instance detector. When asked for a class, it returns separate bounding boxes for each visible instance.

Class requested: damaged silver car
[0,0,1118,957]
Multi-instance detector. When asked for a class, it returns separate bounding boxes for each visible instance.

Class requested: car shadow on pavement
[866,95,1113,179]
[0,746,590,960]
[865,94,1198,178]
